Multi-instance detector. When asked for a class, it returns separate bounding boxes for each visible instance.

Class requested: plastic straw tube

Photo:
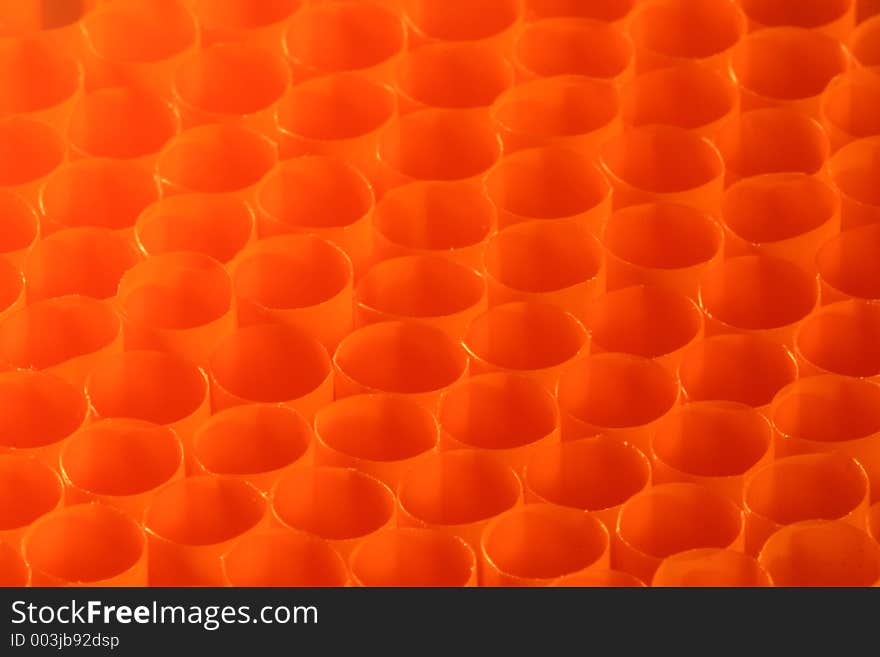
[795,300,880,378]
[24,227,141,302]
[334,320,468,410]
[651,401,772,503]
[771,375,880,502]
[193,0,304,52]
[523,436,651,534]
[351,528,477,587]
[0,191,38,267]
[0,454,63,548]
[0,0,97,61]
[714,108,830,186]
[620,62,738,138]
[24,503,147,586]
[599,125,724,215]
[397,450,521,551]
[485,146,612,232]
[254,157,373,275]
[222,528,347,587]
[553,570,645,587]
[395,42,513,114]
[829,136,880,229]
[0,257,22,322]
[271,466,396,558]
[556,353,680,451]
[39,158,161,236]
[849,15,880,68]
[117,252,235,365]
[615,482,743,583]
[603,202,723,299]
[313,393,436,490]
[524,0,635,23]
[870,501,879,546]
[628,0,746,73]
[490,75,620,157]
[587,285,703,372]
[0,117,64,206]
[817,224,880,302]
[356,255,485,340]
[438,372,559,473]
[698,254,820,346]
[193,404,312,494]
[0,370,88,470]
[730,27,849,118]
[172,42,290,134]
[144,476,267,586]
[758,519,880,586]
[743,453,870,556]
[0,540,28,586]
[274,72,396,184]
[821,68,880,152]
[60,418,184,519]
[135,193,254,265]
[652,549,771,587]
[739,0,855,41]
[209,323,332,419]
[513,18,633,83]
[481,504,609,586]
[0,296,122,387]
[371,181,496,271]
[403,0,522,53]
[678,334,798,410]
[464,301,588,391]
[283,1,405,83]
[80,0,199,99]
[232,235,353,350]
[66,87,180,166]
[484,221,603,323]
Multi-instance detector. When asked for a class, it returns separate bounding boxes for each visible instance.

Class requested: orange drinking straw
[0,117,64,207]
[771,375,880,502]
[738,0,855,41]
[0,454,62,548]
[554,570,645,587]
[209,323,332,418]
[817,224,880,303]
[60,419,184,519]
[829,136,880,229]
[0,191,38,267]
[0,257,22,322]
[335,320,468,409]
[117,251,235,365]
[24,503,148,586]
[464,301,588,391]
[0,370,88,470]
[135,193,254,265]
[66,87,180,165]
[615,482,744,583]
[556,353,680,451]
[0,0,97,61]
[481,503,609,586]
[599,124,724,215]
[283,1,406,83]
[485,146,612,232]
[351,528,477,587]
[603,202,723,300]
[524,0,635,23]
[491,75,620,158]
[24,227,142,302]
[586,285,703,372]
[395,42,513,114]
[795,300,880,379]
[371,181,496,271]
[403,0,523,53]
[0,540,28,586]
[870,502,880,547]
[628,0,746,73]
[849,15,880,68]
[144,476,268,586]
[222,528,348,587]
[39,158,161,236]
[193,404,312,494]
[523,436,651,534]
[698,254,820,346]
[758,520,880,587]
[0,296,122,387]
[271,466,396,559]
[397,450,521,550]
[743,453,870,556]
[192,0,304,52]
[438,372,559,473]
[232,235,353,350]
[678,334,798,410]
[821,68,880,152]
[714,107,830,186]
[513,18,633,84]
[619,62,738,138]
[730,27,849,118]
[652,549,771,587]
[356,255,486,340]
[80,0,199,98]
